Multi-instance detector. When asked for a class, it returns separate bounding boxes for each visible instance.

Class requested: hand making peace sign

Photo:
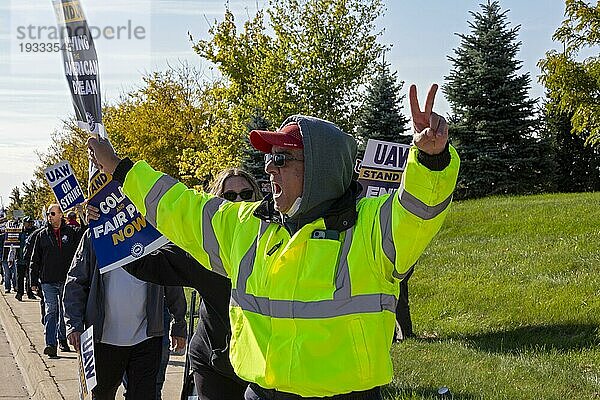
[409,84,448,155]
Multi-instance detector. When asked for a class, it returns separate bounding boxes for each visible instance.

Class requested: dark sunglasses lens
[239,190,254,200]
[49,211,56,216]
[265,153,288,167]
[223,192,238,201]
[273,154,285,167]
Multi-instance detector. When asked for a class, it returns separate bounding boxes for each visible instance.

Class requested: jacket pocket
[349,318,371,383]
[296,239,341,301]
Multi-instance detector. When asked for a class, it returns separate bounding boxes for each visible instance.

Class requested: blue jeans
[41,282,67,346]
[3,261,16,292]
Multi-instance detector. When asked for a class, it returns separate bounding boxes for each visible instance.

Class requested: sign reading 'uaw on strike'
[77,326,96,399]
[44,160,85,211]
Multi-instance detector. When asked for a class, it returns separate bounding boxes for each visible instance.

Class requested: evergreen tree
[356,59,410,149]
[241,110,271,182]
[443,1,550,199]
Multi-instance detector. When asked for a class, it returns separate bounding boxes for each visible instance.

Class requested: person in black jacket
[30,204,84,357]
[15,216,37,301]
[89,168,262,400]
[24,224,47,322]
[64,231,187,400]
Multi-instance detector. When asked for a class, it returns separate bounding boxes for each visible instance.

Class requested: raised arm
[86,137,249,277]
[123,242,221,288]
[372,84,460,279]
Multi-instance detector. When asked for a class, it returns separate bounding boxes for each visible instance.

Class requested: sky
[0,0,568,209]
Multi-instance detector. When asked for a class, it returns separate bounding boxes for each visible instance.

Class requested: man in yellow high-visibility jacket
[88,84,460,400]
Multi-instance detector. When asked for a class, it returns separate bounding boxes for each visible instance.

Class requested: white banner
[44,160,85,211]
[358,139,412,198]
[78,326,97,399]
[361,139,411,171]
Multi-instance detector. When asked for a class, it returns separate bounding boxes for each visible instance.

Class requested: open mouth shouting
[271,181,283,198]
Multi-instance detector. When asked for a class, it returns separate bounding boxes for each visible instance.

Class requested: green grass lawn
[180,192,599,399]
[385,192,600,399]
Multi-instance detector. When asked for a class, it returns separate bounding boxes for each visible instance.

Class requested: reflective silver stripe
[399,189,452,220]
[392,270,408,280]
[236,224,259,293]
[202,197,227,276]
[333,228,353,300]
[145,174,178,225]
[379,195,396,265]
[259,220,269,238]
[231,225,397,319]
[231,290,397,319]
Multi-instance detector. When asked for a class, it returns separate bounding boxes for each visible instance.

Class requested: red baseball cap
[249,122,304,153]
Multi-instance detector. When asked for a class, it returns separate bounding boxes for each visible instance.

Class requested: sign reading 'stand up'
[358,139,412,198]
[3,220,22,248]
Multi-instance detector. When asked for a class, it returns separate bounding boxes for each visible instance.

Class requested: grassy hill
[385,192,600,399]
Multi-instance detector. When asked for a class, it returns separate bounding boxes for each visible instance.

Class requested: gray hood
[279,115,357,221]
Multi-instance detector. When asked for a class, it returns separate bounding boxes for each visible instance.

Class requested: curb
[0,292,65,400]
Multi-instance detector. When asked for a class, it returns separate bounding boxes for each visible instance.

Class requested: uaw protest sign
[87,172,168,273]
[44,160,85,211]
[357,139,412,198]
[53,0,167,273]
[77,326,97,399]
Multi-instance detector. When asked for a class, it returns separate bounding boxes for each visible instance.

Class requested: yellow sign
[55,1,85,24]
[88,172,111,199]
[358,167,403,183]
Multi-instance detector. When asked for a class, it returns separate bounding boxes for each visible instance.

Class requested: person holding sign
[88,84,459,399]
[63,226,187,400]
[5,243,17,293]
[120,168,262,400]
[2,219,21,293]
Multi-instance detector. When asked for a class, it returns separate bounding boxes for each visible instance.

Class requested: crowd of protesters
[0,203,189,399]
[1,165,420,399]
[0,87,452,399]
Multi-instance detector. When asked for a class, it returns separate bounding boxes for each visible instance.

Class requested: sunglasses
[264,153,304,168]
[222,189,255,202]
[47,211,59,216]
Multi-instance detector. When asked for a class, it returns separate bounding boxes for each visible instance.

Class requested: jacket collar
[253,181,362,232]
[46,220,66,232]
[253,193,284,225]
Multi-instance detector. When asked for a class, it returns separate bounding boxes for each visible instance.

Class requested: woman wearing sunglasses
[208,168,262,202]
[121,167,263,400]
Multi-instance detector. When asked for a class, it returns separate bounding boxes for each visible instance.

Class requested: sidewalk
[0,322,29,398]
[0,289,185,400]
